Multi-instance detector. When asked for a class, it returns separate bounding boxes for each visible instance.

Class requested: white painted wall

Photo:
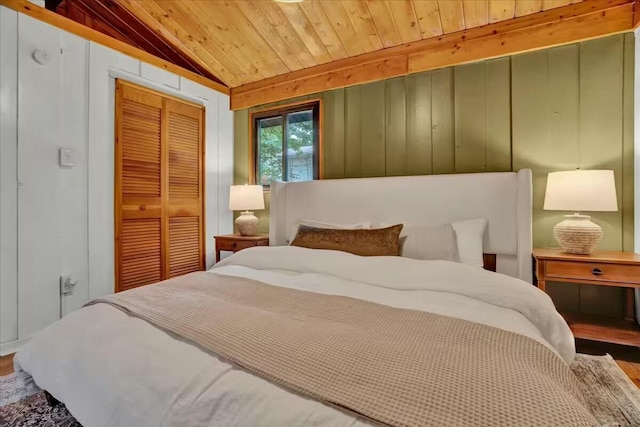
[16,14,90,341]
[636,28,640,252]
[0,6,234,355]
[633,28,639,322]
[0,6,19,351]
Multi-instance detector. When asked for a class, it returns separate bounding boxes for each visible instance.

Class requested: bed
[14,169,597,426]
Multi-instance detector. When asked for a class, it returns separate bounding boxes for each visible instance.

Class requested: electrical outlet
[60,275,77,295]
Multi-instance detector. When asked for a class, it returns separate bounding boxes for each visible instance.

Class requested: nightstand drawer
[546,261,640,284]
[216,239,258,252]
[214,234,269,263]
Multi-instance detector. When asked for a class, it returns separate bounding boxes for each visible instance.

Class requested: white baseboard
[1,337,30,356]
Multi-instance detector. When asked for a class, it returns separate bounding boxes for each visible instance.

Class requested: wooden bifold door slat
[115,80,205,292]
[169,217,201,278]
[168,107,201,201]
[121,98,161,198]
[120,219,162,290]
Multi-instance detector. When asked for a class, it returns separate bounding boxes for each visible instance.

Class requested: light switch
[59,147,75,168]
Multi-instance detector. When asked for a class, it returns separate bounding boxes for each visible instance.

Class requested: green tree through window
[253,101,320,186]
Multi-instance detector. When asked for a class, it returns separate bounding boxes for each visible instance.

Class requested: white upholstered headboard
[270,169,533,283]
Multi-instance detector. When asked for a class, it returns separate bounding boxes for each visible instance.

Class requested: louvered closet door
[115,81,164,291]
[115,81,205,292]
[166,100,205,278]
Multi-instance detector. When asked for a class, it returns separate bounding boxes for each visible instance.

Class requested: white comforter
[15,247,574,427]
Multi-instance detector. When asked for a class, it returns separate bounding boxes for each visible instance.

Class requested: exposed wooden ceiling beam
[408,0,633,73]
[231,0,635,110]
[0,0,229,95]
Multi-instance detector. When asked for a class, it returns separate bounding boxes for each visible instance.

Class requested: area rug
[1,354,640,426]
[0,372,39,407]
[0,392,80,427]
[573,354,640,426]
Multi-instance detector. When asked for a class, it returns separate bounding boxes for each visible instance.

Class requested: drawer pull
[591,268,603,276]
[231,242,237,248]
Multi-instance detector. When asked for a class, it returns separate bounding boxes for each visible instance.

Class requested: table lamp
[543,170,618,254]
[229,185,265,236]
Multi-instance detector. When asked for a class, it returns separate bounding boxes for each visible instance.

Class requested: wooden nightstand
[533,248,640,347]
[214,234,269,262]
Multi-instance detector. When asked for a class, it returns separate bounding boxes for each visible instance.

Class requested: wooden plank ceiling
[34,0,636,107]
[111,0,589,88]
[49,0,226,85]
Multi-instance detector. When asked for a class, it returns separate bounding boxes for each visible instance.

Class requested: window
[252,101,320,186]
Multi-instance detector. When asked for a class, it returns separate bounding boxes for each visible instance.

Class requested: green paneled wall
[234,34,635,315]
[510,36,635,315]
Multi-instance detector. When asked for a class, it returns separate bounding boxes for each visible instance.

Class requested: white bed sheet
[15,247,574,427]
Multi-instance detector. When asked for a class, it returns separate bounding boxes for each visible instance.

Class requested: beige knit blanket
[88,272,596,427]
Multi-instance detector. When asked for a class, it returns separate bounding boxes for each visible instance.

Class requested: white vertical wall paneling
[179,78,214,100]
[87,43,120,301]
[57,26,90,315]
[140,63,180,89]
[110,68,203,104]
[635,28,640,253]
[217,93,234,247]
[114,52,140,76]
[17,14,89,337]
[16,13,62,337]
[206,95,220,269]
[0,6,19,344]
[0,6,234,354]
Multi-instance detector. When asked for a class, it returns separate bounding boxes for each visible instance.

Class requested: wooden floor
[2,341,640,387]
[617,360,640,387]
[0,352,14,376]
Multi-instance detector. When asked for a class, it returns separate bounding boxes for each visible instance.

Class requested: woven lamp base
[235,211,259,236]
[553,214,602,255]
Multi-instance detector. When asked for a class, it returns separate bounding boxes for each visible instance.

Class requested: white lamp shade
[229,185,265,211]
[543,170,618,212]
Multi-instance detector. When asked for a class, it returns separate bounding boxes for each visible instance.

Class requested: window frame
[250,99,322,188]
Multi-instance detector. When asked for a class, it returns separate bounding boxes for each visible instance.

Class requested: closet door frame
[114,79,205,293]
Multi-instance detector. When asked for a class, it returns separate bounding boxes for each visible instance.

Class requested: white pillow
[451,218,488,268]
[398,223,455,261]
[287,220,371,244]
[370,222,454,261]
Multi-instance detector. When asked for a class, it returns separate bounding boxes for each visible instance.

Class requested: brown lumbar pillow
[290,224,404,256]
